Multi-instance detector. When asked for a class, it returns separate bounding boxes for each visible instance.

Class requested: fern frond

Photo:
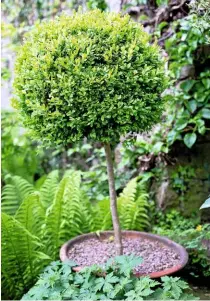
[91,198,112,231]
[39,170,59,209]
[1,213,49,300]
[79,191,93,234]
[44,176,68,259]
[15,193,45,237]
[118,178,137,227]
[44,171,83,259]
[99,199,112,230]
[1,176,35,215]
[118,177,137,211]
[63,171,84,238]
[118,178,149,231]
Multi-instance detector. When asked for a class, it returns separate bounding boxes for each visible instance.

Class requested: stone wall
[154,133,210,220]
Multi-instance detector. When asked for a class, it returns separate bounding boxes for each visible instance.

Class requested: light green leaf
[183,132,197,148]
[187,100,197,113]
[201,108,210,119]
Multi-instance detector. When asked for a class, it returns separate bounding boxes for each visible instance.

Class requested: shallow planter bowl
[60,231,188,278]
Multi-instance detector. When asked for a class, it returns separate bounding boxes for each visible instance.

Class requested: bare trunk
[104,143,123,255]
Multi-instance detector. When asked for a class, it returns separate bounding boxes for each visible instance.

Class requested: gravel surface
[68,237,180,274]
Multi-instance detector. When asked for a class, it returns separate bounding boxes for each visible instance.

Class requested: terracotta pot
[60,230,188,278]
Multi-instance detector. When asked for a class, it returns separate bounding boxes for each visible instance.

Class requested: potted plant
[14,10,187,276]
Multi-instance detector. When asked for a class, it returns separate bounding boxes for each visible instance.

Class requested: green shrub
[22,256,197,300]
[14,7,167,259]
[14,10,167,145]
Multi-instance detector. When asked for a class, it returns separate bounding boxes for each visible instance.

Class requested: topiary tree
[13,10,167,255]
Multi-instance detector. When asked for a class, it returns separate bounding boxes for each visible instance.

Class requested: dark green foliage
[171,166,196,209]
[163,13,210,149]
[14,10,167,146]
[22,256,197,300]
[122,10,210,167]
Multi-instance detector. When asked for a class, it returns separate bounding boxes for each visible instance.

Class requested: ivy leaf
[187,100,197,113]
[167,130,179,145]
[183,133,197,148]
[180,80,195,92]
[176,119,188,131]
[196,119,206,135]
[202,78,210,89]
[201,108,210,119]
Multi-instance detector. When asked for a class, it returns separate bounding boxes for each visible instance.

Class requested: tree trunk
[104,143,123,255]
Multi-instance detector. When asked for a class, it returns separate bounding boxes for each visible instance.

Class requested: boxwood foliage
[14,10,167,146]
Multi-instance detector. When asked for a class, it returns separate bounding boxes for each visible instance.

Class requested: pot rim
[60,230,188,278]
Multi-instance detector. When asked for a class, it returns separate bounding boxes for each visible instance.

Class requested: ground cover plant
[22,255,197,300]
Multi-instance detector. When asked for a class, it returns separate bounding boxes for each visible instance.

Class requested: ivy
[132,9,210,161]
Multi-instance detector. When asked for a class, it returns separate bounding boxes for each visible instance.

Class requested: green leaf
[183,133,197,148]
[1,176,35,215]
[201,108,210,119]
[180,80,195,92]
[187,100,197,113]
[202,78,210,89]
[196,119,205,134]
[176,119,188,131]
[152,142,164,154]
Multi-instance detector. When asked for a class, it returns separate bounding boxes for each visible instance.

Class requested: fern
[91,178,149,232]
[64,171,85,237]
[15,193,45,238]
[118,178,149,231]
[43,171,85,259]
[43,176,68,259]
[91,198,112,231]
[39,170,59,209]
[89,178,149,232]
[1,213,50,300]
[1,175,35,215]
[79,191,93,234]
